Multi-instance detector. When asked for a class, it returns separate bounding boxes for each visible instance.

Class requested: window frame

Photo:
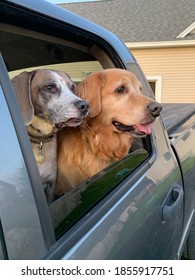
[0,2,157,259]
[147,75,163,102]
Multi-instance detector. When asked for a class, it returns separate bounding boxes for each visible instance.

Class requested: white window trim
[146,76,163,103]
[177,21,195,38]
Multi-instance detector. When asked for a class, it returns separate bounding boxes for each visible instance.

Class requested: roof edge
[126,40,195,49]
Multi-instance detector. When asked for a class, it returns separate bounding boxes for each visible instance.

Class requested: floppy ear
[76,72,104,118]
[11,71,35,125]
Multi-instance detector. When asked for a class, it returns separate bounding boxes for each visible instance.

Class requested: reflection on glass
[50,149,149,239]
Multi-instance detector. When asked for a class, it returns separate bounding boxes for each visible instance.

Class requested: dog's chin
[56,118,84,129]
[112,120,152,137]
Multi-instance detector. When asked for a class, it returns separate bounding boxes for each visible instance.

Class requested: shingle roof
[60,0,195,43]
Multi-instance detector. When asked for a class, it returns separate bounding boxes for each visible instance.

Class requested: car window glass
[50,148,149,239]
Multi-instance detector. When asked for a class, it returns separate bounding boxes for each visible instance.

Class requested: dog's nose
[75,100,89,115]
[147,101,162,117]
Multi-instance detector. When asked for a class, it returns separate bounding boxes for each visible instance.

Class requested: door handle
[161,183,183,222]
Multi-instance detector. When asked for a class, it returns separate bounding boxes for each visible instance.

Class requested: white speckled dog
[12,69,88,203]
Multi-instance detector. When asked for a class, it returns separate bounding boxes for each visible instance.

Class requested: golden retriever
[56,68,162,195]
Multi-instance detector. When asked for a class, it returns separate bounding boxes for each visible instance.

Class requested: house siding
[131,47,195,103]
[9,47,194,104]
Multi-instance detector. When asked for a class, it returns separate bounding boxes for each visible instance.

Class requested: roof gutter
[126,40,195,49]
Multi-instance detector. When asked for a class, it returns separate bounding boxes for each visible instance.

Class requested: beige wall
[131,47,195,103]
[9,47,195,103]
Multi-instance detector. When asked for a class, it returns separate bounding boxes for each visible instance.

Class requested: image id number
[115,266,174,276]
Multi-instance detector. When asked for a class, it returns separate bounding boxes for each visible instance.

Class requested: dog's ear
[76,72,105,118]
[12,71,35,125]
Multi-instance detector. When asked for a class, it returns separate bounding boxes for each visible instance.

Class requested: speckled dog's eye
[115,85,127,94]
[43,83,58,94]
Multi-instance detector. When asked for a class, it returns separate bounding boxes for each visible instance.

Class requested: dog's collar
[28,131,56,144]
[26,117,57,164]
[26,115,57,144]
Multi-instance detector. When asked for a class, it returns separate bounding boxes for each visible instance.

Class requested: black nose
[75,100,89,115]
[147,101,162,117]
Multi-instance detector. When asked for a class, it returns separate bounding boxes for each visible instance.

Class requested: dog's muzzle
[55,100,89,129]
[112,101,162,136]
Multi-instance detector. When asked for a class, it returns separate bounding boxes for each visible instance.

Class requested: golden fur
[56,68,161,195]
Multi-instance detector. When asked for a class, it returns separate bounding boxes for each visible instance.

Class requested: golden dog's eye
[115,85,126,94]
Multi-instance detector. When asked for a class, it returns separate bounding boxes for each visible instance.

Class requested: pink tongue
[136,124,152,134]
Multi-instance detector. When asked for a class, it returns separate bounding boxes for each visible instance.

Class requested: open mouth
[112,121,152,136]
[56,118,84,129]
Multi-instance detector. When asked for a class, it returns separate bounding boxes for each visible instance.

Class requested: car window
[0,24,153,243]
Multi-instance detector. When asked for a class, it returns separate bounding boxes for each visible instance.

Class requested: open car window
[0,23,153,242]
